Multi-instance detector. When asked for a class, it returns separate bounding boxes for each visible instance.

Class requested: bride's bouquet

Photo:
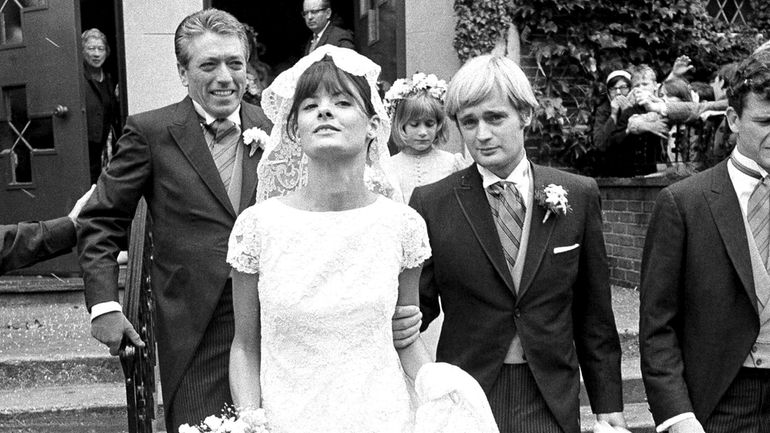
[178,406,270,433]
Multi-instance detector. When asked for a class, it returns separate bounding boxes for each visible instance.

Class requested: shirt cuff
[90,301,122,321]
[657,412,695,432]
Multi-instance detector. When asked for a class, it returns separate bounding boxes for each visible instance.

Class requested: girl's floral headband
[383,72,448,118]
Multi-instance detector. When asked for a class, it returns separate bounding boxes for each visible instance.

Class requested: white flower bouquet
[178,406,270,433]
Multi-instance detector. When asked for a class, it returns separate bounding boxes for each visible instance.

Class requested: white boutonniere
[242,127,270,157]
[534,184,571,223]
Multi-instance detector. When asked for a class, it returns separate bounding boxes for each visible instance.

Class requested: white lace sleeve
[401,207,431,271]
[227,207,262,274]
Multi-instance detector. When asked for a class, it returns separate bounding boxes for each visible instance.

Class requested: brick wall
[597,177,672,288]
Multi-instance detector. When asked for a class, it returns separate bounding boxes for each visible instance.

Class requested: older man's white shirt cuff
[90,301,122,321]
[657,412,695,432]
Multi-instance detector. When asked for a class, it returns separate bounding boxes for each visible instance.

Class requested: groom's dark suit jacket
[411,162,623,433]
[640,159,761,425]
[78,97,271,418]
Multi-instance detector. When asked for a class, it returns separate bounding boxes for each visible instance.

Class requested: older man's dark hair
[728,50,770,116]
[174,8,250,67]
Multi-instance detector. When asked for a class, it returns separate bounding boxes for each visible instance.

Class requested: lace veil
[256,45,399,202]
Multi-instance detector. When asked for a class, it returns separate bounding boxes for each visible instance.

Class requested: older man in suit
[403,55,625,433]
[640,51,770,433]
[77,9,272,432]
[302,0,354,55]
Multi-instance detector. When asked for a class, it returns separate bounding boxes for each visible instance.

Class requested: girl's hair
[286,55,375,141]
[660,78,692,102]
[390,92,449,149]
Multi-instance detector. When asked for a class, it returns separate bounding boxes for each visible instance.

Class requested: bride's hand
[392,305,422,349]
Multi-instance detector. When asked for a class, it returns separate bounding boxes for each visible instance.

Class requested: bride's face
[296,86,379,161]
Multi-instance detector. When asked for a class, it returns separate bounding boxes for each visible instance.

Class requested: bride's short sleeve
[400,206,431,271]
[227,206,263,274]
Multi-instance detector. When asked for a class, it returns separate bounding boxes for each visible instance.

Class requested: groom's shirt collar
[477,157,532,201]
[191,99,242,127]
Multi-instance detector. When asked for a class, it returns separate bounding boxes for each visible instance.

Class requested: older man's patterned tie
[488,181,526,283]
[733,157,770,270]
[205,119,240,190]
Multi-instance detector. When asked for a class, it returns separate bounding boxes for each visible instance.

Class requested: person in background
[382,72,469,203]
[1,185,94,275]
[593,70,633,152]
[302,0,354,55]
[82,28,120,184]
[606,64,668,176]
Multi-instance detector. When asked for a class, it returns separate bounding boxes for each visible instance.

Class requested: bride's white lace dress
[227,196,431,433]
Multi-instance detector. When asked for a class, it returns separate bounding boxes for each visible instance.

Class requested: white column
[122,1,203,114]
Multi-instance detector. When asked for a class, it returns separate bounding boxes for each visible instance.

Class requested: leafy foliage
[453,0,765,174]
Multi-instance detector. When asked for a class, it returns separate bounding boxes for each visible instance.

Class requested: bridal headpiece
[256,45,397,202]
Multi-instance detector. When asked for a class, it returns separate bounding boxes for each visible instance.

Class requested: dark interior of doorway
[213,0,354,78]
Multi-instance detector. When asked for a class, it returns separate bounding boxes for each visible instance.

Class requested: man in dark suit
[640,51,770,433]
[1,185,93,275]
[77,9,272,432]
[302,0,354,55]
[406,55,625,433]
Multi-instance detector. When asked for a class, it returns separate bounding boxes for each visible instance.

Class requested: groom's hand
[669,417,706,433]
[392,305,422,349]
[91,311,145,356]
[596,412,628,431]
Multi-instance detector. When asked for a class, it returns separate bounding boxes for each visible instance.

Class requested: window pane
[0,0,22,45]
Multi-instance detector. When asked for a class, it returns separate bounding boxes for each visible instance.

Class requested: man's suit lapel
[518,164,556,301]
[238,105,264,213]
[168,97,236,218]
[706,160,758,311]
[453,165,517,295]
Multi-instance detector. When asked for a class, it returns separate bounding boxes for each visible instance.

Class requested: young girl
[384,73,469,203]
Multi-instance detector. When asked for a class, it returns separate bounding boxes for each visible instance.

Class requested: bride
[226,46,497,433]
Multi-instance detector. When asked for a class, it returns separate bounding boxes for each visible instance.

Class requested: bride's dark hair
[286,55,376,140]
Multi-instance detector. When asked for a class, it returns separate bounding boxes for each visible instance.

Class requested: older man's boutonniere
[534,184,571,223]
[242,127,270,157]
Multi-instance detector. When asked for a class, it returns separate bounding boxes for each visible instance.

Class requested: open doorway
[79,0,126,183]
[213,1,355,80]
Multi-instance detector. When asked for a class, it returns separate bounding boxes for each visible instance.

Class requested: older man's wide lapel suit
[78,96,271,430]
[640,160,761,426]
[411,162,622,433]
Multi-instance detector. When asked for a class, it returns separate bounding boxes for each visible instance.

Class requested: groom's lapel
[518,164,556,301]
[453,165,517,296]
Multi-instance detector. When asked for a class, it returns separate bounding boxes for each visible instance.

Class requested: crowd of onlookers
[591,44,770,178]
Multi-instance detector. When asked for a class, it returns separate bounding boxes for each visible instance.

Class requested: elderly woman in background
[593,70,632,152]
[82,28,120,183]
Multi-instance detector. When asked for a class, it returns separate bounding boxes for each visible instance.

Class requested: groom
[77,9,272,432]
[401,55,625,433]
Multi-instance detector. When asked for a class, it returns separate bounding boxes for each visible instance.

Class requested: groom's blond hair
[445,55,538,121]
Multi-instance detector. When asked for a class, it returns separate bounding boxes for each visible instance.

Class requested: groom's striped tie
[733,157,770,270]
[488,181,526,283]
[205,119,240,190]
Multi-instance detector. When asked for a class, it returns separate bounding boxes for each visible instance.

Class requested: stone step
[0,382,653,433]
[0,383,166,433]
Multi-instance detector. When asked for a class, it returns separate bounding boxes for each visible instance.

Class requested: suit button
[753,345,759,353]
[757,359,763,366]
[514,308,521,318]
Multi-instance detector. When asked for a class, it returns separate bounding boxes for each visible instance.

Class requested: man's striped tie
[206,119,240,190]
[488,181,526,284]
[732,157,770,270]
